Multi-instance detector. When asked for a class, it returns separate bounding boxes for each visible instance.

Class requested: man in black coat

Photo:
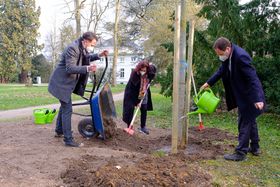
[201,37,265,161]
[48,32,108,147]
[122,60,156,134]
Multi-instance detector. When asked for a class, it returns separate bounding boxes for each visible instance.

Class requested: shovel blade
[124,127,134,135]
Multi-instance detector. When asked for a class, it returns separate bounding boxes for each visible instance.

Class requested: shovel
[124,83,151,135]
[191,71,204,130]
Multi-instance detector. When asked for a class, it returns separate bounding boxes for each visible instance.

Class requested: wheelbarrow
[72,56,117,139]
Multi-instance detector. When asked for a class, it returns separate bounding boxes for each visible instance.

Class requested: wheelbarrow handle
[95,56,108,92]
[89,56,108,100]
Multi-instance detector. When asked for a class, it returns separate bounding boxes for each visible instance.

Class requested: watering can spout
[187,108,207,115]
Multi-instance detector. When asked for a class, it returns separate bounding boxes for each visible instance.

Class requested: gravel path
[0,92,124,120]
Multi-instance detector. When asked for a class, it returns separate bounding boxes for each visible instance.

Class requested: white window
[131,56,137,61]
[120,68,125,78]
[119,57,124,63]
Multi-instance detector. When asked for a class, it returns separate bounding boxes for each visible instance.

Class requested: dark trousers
[55,98,73,143]
[123,104,148,128]
[140,107,147,128]
[235,109,260,154]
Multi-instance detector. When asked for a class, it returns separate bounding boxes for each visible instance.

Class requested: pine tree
[0,0,41,83]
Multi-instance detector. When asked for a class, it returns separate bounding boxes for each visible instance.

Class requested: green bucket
[188,88,220,115]
[33,108,58,125]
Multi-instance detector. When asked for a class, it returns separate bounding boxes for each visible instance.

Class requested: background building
[94,38,143,84]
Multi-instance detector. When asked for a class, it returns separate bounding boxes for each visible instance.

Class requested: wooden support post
[179,0,188,149]
[185,20,195,146]
[171,3,181,154]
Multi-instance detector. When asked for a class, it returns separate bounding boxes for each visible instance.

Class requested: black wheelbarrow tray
[72,56,117,139]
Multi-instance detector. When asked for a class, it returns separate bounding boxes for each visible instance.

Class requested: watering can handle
[195,88,213,102]
[198,88,213,95]
[195,88,207,100]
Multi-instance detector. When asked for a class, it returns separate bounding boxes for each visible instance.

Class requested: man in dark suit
[201,37,265,161]
[48,32,108,147]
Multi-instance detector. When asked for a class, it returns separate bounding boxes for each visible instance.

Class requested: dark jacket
[207,44,265,118]
[48,38,100,103]
[123,64,157,112]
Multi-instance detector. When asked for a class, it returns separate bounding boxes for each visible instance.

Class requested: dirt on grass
[0,115,236,187]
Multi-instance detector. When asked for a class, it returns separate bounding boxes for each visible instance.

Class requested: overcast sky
[36,0,67,43]
[36,0,253,45]
[35,0,115,45]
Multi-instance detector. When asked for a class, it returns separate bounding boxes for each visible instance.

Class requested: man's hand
[99,50,109,57]
[255,102,264,110]
[200,83,210,90]
[87,63,97,72]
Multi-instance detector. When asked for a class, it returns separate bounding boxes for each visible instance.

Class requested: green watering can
[188,88,220,115]
[33,108,58,125]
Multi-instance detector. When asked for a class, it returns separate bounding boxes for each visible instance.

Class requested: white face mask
[218,48,231,62]
[140,71,146,76]
[219,55,228,62]
[86,46,94,53]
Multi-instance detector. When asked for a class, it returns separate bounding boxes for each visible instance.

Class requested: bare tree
[63,0,87,36]
[112,0,121,86]
[74,0,84,37]
[44,26,60,71]
[85,0,112,33]
[59,24,76,51]
[63,0,112,36]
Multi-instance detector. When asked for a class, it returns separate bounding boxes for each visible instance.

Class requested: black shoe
[54,132,63,138]
[224,152,246,161]
[65,141,80,147]
[139,127,149,135]
[248,148,261,156]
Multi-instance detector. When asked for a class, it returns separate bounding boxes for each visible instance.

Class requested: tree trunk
[19,69,28,84]
[74,0,81,37]
[112,0,121,86]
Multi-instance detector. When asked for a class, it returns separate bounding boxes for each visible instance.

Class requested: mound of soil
[62,120,237,187]
[62,154,212,187]
[102,117,117,139]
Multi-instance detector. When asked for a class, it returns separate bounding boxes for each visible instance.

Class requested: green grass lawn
[0,84,125,110]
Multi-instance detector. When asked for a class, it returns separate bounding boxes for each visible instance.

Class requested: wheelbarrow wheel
[78,118,99,138]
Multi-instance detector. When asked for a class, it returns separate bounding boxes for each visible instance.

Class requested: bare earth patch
[0,115,236,187]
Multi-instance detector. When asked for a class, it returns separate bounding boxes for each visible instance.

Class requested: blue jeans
[55,99,73,143]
